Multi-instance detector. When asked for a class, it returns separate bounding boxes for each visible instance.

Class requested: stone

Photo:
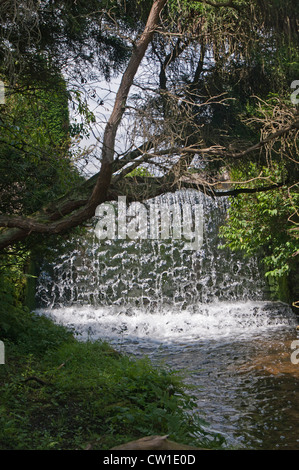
[110,435,208,450]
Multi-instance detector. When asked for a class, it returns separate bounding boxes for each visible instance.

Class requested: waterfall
[35,189,299,450]
[37,190,267,308]
[35,190,296,349]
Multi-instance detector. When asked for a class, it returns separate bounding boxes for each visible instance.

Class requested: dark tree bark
[0,0,168,250]
[0,0,297,251]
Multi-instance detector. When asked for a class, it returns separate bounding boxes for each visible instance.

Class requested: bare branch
[0,0,168,251]
[100,0,168,166]
[178,180,285,198]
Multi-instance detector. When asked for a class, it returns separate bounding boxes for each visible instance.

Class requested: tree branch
[222,120,299,160]
[100,0,168,166]
[0,174,288,249]
[0,0,168,251]
[178,180,286,198]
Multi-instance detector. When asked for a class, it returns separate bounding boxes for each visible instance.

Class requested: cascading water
[35,190,299,449]
[37,190,267,310]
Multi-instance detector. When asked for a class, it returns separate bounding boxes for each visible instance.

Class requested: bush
[0,314,222,450]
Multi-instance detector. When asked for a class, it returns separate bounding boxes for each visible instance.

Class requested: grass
[0,312,224,450]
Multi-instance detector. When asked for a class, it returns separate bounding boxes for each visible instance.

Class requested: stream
[35,190,299,450]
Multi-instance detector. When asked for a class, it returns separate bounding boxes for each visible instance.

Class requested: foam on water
[37,301,297,352]
[34,190,299,449]
[35,190,297,352]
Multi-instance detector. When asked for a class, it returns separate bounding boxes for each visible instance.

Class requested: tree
[0,0,298,252]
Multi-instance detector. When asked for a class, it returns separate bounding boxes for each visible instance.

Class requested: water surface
[35,190,299,449]
[38,301,299,450]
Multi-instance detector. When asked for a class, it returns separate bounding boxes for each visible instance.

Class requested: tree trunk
[0,0,167,251]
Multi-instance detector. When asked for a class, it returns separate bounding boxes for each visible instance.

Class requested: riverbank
[0,311,222,450]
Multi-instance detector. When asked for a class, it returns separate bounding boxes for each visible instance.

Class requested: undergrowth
[0,311,224,450]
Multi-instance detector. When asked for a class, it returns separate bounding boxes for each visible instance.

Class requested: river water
[35,190,299,450]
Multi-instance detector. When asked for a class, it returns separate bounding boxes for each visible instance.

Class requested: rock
[236,338,299,378]
[110,435,208,450]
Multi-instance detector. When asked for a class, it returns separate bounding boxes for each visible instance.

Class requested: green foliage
[0,75,82,216]
[125,165,153,178]
[219,165,299,280]
[0,315,222,450]
[0,250,32,342]
[0,1,156,85]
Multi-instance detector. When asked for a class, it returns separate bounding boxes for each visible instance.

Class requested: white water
[36,299,299,449]
[35,190,299,449]
[37,301,297,352]
[36,190,267,309]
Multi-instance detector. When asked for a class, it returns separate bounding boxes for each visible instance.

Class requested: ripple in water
[35,191,299,449]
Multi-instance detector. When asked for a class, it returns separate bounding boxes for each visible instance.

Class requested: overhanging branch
[177,180,286,198]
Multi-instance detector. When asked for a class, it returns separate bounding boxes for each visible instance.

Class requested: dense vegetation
[0,310,222,450]
[0,0,298,450]
[220,165,299,305]
[0,1,298,257]
[0,74,82,216]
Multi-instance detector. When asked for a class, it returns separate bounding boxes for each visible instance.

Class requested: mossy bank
[0,310,223,450]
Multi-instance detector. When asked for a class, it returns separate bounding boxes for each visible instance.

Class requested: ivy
[0,75,82,216]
